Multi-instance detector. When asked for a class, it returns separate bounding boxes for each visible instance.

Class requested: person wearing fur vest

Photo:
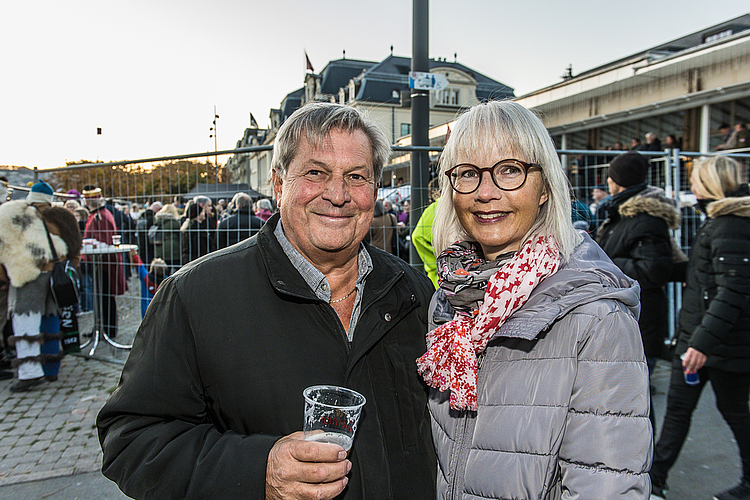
[597,151,687,432]
[0,181,81,392]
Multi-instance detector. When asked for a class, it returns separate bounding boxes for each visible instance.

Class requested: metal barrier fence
[15,146,750,361]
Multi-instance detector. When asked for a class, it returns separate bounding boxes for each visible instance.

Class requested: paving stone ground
[0,352,124,487]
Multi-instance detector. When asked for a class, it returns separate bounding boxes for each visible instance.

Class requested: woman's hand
[682,347,707,373]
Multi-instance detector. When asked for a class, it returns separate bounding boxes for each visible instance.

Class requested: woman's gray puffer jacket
[429,233,653,499]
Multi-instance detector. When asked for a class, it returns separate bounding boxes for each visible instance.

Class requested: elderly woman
[416,100,652,499]
[650,155,750,500]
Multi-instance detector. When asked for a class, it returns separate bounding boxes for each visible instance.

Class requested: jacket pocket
[382,342,422,451]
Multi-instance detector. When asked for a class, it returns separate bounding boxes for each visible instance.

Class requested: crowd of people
[0,101,749,500]
[0,184,277,390]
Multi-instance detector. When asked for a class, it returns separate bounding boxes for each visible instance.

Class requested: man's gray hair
[256,198,272,211]
[270,102,391,185]
[432,100,582,261]
[235,193,251,209]
[194,196,211,208]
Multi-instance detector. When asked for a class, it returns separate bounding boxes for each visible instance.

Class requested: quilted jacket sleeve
[689,217,750,356]
[557,301,653,499]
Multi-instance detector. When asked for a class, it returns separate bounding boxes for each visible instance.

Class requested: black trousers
[98,272,118,339]
[651,356,750,486]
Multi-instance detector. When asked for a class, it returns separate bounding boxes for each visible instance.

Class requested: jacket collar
[256,213,412,375]
[256,213,405,303]
[707,184,750,218]
[609,185,681,229]
[489,232,640,342]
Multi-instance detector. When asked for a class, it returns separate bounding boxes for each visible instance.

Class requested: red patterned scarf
[416,235,560,411]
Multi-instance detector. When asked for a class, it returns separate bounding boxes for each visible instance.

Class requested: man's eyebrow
[304,159,371,171]
[304,159,330,169]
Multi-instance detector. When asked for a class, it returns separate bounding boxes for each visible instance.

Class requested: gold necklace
[329,287,357,304]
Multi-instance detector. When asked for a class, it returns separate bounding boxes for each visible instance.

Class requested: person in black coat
[643,132,662,151]
[597,152,685,432]
[135,202,162,264]
[216,192,264,249]
[650,155,750,500]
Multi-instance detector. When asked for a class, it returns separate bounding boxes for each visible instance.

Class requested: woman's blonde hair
[690,155,747,200]
[432,100,581,261]
[157,203,181,219]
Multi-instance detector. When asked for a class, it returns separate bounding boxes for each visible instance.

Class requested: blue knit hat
[27,181,55,204]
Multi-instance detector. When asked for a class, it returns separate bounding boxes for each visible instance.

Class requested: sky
[2,1,748,170]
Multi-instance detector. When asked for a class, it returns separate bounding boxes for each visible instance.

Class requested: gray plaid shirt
[274,221,372,341]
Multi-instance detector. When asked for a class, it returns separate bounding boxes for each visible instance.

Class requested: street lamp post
[209,106,219,183]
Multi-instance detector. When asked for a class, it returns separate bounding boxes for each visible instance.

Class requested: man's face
[383,200,393,213]
[591,188,607,202]
[606,177,623,196]
[273,128,377,267]
[201,201,212,216]
[84,195,101,209]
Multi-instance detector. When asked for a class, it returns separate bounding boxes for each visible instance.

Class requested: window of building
[704,29,733,43]
[258,155,267,189]
[436,88,460,106]
[400,123,411,137]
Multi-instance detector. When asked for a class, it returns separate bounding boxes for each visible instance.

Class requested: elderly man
[643,132,663,151]
[216,192,264,249]
[97,103,437,500]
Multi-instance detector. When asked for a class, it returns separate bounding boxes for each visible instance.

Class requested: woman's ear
[539,186,549,206]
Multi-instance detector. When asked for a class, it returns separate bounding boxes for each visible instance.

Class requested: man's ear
[272,170,283,208]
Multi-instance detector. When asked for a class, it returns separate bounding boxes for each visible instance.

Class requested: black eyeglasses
[445,159,542,194]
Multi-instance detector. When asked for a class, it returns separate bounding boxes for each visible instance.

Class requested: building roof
[521,13,750,99]
[319,58,378,94]
[279,87,305,122]
[354,55,514,103]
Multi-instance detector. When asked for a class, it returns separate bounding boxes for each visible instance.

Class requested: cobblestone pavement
[0,353,123,487]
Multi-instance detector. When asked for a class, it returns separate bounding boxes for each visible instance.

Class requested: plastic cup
[681,354,700,385]
[303,385,366,452]
[112,235,121,247]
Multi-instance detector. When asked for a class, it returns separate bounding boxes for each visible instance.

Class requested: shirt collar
[274,220,372,302]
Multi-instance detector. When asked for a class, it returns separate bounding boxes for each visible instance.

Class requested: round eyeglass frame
[444,159,542,194]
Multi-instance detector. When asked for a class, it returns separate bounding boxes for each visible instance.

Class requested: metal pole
[213,106,219,185]
[410,0,429,267]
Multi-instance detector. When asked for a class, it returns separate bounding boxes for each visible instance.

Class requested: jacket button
[384,313,392,322]
[410,294,416,302]
[276,280,284,285]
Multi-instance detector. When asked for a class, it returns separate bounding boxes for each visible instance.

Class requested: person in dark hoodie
[650,155,750,500]
[596,151,686,432]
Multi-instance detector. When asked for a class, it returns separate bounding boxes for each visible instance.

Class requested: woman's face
[452,147,548,260]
